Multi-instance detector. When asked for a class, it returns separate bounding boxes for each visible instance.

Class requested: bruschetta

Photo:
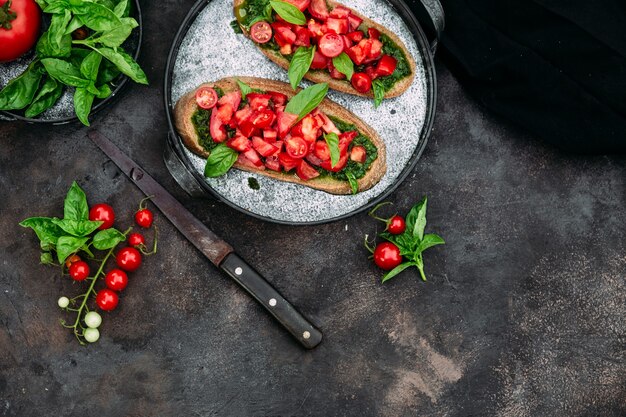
[174,77,386,195]
[233,0,416,101]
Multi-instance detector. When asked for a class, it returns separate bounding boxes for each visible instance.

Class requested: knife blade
[89,131,322,349]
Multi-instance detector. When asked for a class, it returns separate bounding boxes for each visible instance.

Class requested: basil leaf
[0,62,43,110]
[284,83,328,121]
[270,0,306,25]
[35,0,48,9]
[90,22,134,47]
[405,196,427,240]
[74,87,95,126]
[324,132,340,168]
[25,77,63,118]
[19,217,65,246]
[92,228,126,250]
[288,46,315,90]
[230,19,243,34]
[41,58,90,87]
[372,79,385,108]
[56,236,89,264]
[51,218,102,237]
[68,48,90,68]
[113,0,130,17]
[64,181,89,221]
[96,58,121,85]
[80,51,102,81]
[416,234,445,254]
[40,252,55,265]
[64,15,84,35]
[332,53,354,81]
[95,84,112,99]
[237,79,253,100]
[44,0,71,14]
[95,47,148,85]
[36,31,72,58]
[345,171,358,195]
[120,17,138,28]
[49,10,72,50]
[95,0,116,10]
[204,144,238,178]
[70,2,122,32]
[381,262,417,283]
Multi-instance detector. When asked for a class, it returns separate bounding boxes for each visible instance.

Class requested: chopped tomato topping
[367,28,381,40]
[285,136,309,159]
[195,87,218,109]
[305,153,324,166]
[279,153,301,171]
[218,91,241,113]
[238,153,265,170]
[243,148,263,167]
[296,160,320,180]
[210,109,227,142]
[284,0,310,12]
[265,155,281,171]
[329,6,350,18]
[294,26,311,46]
[250,21,273,44]
[350,145,367,163]
[267,91,288,106]
[235,106,253,125]
[347,15,363,31]
[247,93,271,111]
[227,134,251,152]
[308,0,329,21]
[369,39,383,59]
[351,72,372,94]
[239,120,258,138]
[346,31,364,43]
[272,22,297,45]
[317,113,341,135]
[263,129,278,141]
[318,33,344,58]
[252,136,279,157]
[346,43,366,65]
[314,140,331,161]
[320,153,348,172]
[326,17,349,34]
[250,109,275,129]
[310,49,329,70]
[307,19,325,38]
[376,55,397,77]
[276,110,299,138]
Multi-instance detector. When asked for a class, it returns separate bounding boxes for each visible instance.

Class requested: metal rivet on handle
[235,267,243,275]
[269,298,277,307]
[303,331,311,340]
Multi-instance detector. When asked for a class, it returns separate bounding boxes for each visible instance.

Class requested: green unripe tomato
[83,328,100,343]
[84,311,102,329]
[57,297,70,309]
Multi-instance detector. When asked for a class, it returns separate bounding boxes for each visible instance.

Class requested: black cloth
[430,0,626,153]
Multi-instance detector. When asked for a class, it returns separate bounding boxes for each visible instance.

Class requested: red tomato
[368,27,381,40]
[69,261,89,281]
[89,204,115,230]
[314,140,331,161]
[296,160,320,180]
[128,233,145,247]
[96,289,119,311]
[308,0,329,20]
[351,72,372,93]
[134,209,153,228]
[116,247,142,272]
[195,87,218,109]
[376,55,398,77]
[250,110,275,129]
[310,49,328,70]
[0,0,41,62]
[250,21,272,44]
[65,254,81,268]
[350,145,367,163]
[285,136,308,159]
[105,269,128,292]
[388,216,406,235]
[284,0,310,11]
[318,33,344,58]
[373,242,402,270]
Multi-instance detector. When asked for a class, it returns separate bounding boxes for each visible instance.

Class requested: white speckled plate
[165,0,436,224]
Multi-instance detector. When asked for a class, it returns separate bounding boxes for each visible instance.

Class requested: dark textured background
[1,1,625,416]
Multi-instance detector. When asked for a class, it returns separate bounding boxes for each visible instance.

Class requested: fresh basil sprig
[285,83,329,121]
[204,144,239,178]
[324,132,340,168]
[372,79,385,108]
[237,79,253,100]
[378,197,445,282]
[288,46,316,90]
[270,0,306,25]
[346,172,358,195]
[332,53,354,81]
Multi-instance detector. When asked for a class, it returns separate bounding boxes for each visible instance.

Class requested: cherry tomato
[128,233,145,247]
[69,261,90,281]
[250,21,272,44]
[387,215,406,235]
[89,203,115,230]
[96,289,119,311]
[105,269,128,292]
[373,242,402,270]
[116,247,142,272]
[195,86,218,109]
[134,208,153,228]
[318,33,344,58]
[351,72,372,94]
[285,136,308,159]
[0,0,41,63]
[65,254,81,268]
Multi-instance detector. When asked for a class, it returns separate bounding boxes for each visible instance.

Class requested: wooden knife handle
[220,253,323,349]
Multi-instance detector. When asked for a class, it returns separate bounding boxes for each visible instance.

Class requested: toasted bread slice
[174,77,386,195]
[233,0,416,98]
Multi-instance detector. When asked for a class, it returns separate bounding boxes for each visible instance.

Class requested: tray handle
[163,132,207,198]
[405,0,445,53]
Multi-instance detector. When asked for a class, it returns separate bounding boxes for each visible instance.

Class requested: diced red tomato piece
[307,19,325,38]
[318,113,340,134]
[314,140,331,161]
[346,31,364,43]
[308,0,329,20]
[328,60,346,79]
[318,33,344,58]
[285,136,309,159]
[376,54,397,77]
[369,39,383,59]
[235,106,253,125]
[347,14,363,31]
[326,17,349,34]
[278,153,301,171]
[342,35,353,49]
[350,145,367,163]
[292,114,320,143]
[195,87,218,109]
[294,26,311,47]
[329,6,350,18]
[305,153,323,166]
[218,91,241,113]
[239,120,258,137]
[247,93,271,111]
[216,104,234,123]
[272,22,297,45]
[267,91,288,107]
[250,110,275,129]
[210,108,227,142]
[320,153,348,172]
[252,136,279,157]
[310,49,329,70]
[273,140,284,154]
[275,104,285,113]
[346,44,366,65]
[358,39,372,60]
[351,72,372,93]
[368,27,381,40]
[276,110,299,138]
[365,64,378,81]
[250,21,273,44]
[296,160,320,180]
[265,155,281,171]
[237,153,265,170]
[243,148,263,166]
[263,129,278,141]
[227,134,251,152]
[284,0,310,11]
[339,130,358,153]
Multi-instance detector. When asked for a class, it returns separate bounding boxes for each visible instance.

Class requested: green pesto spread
[377,33,411,92]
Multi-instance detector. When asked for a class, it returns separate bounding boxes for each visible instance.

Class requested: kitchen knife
[88,131,322,349]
